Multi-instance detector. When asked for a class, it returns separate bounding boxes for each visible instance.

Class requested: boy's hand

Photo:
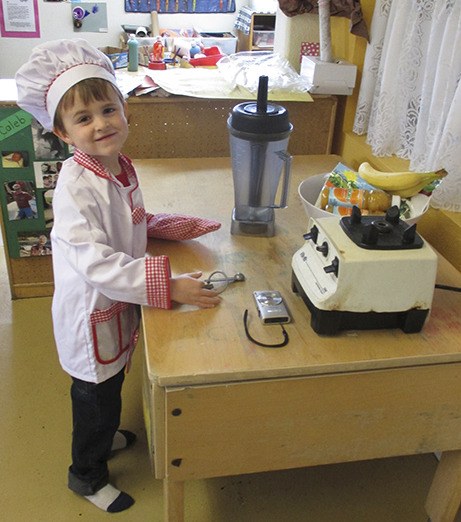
[170,272,221,309]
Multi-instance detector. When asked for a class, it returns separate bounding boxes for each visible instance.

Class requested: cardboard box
[99,47,128,69]
[300,55,357,95]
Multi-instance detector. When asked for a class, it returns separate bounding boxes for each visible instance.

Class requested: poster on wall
[0,0,40,38]
[125,0,236,14]
[0,108,71,258]
[72,3,108,32]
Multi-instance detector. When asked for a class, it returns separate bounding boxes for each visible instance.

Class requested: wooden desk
[124,94,337,158]
[139,155,461,522]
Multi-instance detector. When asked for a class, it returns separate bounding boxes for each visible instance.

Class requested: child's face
[54,88,128,171]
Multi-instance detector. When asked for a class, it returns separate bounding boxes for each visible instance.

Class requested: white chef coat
[50,150,171,384]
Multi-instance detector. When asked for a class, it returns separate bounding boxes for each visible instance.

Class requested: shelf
[236,12,276,52]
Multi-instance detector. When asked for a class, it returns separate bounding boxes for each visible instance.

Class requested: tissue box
[300,55,357,95]
[99,47,128,69]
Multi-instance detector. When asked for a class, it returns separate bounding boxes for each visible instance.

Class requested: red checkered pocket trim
[90,301,129,325]
[90,302,139,364]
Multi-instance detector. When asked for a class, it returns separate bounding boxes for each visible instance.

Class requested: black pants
[68,368,125,496]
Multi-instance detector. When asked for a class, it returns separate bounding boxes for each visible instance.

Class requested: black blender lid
[228,75,292,135]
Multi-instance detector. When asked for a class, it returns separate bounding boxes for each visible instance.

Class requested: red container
[189,46,224,67]
[148,61,166,70]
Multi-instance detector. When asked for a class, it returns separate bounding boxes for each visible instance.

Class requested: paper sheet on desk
[141,68,313,102]
[115,71,148,97]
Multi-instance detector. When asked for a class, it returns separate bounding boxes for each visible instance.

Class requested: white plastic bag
[217,51,309,94]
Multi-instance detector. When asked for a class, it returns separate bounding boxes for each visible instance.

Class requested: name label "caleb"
[0,110,32,141]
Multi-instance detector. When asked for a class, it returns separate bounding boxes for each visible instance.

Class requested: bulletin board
[125,0,236,14]
[0,107,71,261]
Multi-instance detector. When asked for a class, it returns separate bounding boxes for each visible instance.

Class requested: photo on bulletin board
[42,188,54,228]
[33,160,62,189]
[1,150,29,168]
[3,180,37,221]
[18,230,52,257]
[31,119,67,160]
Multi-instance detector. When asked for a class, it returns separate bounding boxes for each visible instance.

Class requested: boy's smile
[54,89,129,174]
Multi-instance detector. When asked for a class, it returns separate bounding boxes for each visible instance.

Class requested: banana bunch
[358,162,446,198]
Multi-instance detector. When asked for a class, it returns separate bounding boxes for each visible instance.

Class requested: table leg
[426,451,461,522]
[163,477,185,522]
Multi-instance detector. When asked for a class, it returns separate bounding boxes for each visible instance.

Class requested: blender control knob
[316,241,329,257]
[324,257,339,277]
[303,225,319,243]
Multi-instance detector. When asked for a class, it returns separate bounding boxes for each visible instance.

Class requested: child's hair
[53,78,125,134]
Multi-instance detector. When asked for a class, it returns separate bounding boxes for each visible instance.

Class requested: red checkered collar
[73,148,137,186]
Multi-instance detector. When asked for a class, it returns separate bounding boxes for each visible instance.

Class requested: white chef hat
[15,39,119,131]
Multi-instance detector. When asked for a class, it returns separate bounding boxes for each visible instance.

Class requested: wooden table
[139,155,461,522]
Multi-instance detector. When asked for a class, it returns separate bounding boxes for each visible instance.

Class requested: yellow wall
[329,0,461,270]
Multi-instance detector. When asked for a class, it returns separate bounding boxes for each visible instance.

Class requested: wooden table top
[138,155,461,387]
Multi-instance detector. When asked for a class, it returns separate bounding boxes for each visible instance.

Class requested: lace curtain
[353,0,461,212]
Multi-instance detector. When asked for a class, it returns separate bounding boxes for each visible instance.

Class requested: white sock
[85,483,134,512]
[85,484,120,510]
[111,431,127,451]
[111,429,136,452]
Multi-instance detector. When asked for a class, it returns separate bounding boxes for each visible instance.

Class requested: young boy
[15,39,221,513]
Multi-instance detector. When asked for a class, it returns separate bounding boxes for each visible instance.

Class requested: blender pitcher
[228,76,293,236]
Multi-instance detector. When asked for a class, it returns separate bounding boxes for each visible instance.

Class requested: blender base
[231,210,275,237]
[292,271,429,335]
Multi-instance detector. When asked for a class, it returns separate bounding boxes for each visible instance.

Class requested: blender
[228,76,293,236]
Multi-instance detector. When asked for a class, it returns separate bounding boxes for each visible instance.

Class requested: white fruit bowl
[298,174,430,227]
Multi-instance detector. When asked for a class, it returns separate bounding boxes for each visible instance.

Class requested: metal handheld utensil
[203,271,246,292]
